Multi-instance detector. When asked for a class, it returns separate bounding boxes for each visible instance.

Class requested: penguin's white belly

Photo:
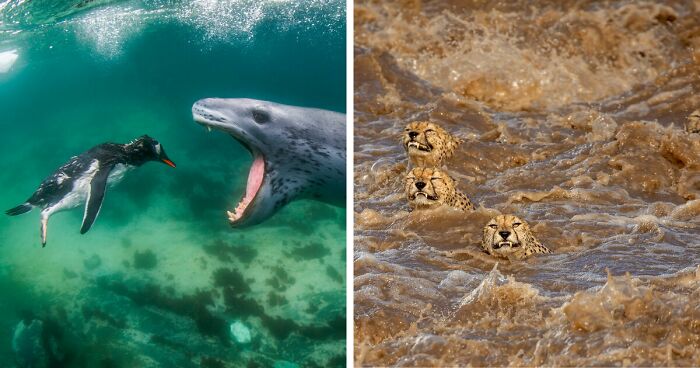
[107,163,131,186]
[45,171,95,216]
[42,161,131,217]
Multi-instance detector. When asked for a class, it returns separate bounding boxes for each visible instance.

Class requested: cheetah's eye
[405,129,410,131]
[425,129,434,133]
[489,224,497,229]
[512,222,522,228]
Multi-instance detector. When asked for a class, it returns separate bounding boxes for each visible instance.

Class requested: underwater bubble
[175,0,344,44]
[229,320,251,344]
[174,0,269,43]
[74,5,145,58]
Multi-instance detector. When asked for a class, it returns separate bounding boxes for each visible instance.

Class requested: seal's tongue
[228,156,265,223]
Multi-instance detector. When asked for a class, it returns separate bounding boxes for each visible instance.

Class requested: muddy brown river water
[353,0,700,366]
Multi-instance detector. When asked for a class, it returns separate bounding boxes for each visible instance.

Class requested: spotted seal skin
[192,98,346,227]
[481,215,551,259]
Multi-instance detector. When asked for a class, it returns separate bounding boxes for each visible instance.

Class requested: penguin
[6,135,176,247]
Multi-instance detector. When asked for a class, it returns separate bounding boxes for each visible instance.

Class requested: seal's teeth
[227,210,236,221]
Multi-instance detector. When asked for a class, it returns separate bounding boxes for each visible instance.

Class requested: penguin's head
[129,135,176,168]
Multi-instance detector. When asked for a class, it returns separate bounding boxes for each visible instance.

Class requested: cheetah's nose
[499,231,511,239]
[415,181,426,190]
[408,131,419,139]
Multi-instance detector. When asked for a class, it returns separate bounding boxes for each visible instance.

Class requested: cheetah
[402,121,461,167]
[405,167,474,211]
[481,215,551,259]
[686,109,700,134]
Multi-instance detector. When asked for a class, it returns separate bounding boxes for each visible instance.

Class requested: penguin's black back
[26,143,129,207]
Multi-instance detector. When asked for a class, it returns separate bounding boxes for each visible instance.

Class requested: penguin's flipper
[80,164,113,234]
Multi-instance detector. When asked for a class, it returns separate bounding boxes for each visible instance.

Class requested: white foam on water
[0,49,19,73]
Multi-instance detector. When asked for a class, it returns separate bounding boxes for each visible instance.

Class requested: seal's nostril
[499,231,511,239]
[415,181,426,190]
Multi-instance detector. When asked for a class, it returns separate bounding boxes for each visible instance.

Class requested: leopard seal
[192,98,346,227]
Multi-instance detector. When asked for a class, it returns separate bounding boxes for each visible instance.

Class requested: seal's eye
[252,109,270,124]
[489,224,497,229]
[512,222,522,228]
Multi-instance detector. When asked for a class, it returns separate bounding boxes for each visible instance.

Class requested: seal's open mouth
[406,141,431,152]
[226,154,264,224]
[192,109,266,225]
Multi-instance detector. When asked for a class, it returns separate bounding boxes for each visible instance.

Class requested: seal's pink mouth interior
[227,156,265,223]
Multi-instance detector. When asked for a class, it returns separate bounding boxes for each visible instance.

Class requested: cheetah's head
[482,215,536,257]
[402,121,456,166]
[405,167,456,209]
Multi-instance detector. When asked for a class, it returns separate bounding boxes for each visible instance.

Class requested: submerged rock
[229,320,252,344]
[133,250,158,270]
[11,312,69,368]
[83,254,102,270]
[62,268,78,279]
[12,319,47,368]
[203,240,258,264]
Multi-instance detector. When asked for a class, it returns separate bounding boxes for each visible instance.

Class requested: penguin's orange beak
[162,159,176,168]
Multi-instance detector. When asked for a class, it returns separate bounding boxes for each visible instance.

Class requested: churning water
[354,1,700,366]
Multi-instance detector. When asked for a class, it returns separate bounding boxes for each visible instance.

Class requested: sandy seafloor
[0,1,346,366]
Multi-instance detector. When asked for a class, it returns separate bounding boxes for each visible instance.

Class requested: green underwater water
[0,0,346,366]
